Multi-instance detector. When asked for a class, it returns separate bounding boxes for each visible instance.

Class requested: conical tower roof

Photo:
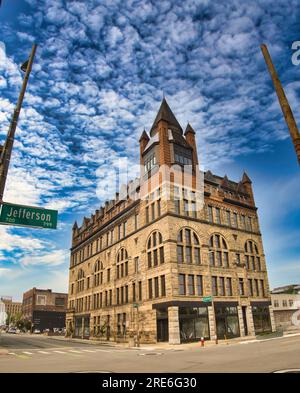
[150,98,182,136]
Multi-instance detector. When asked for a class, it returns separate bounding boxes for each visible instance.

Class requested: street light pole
[0,44,37,202]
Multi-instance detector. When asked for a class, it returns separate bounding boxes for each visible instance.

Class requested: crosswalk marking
[8,352,16,355]
[53,350,66,354]
[37,351,50,354]
[22,351,33,355]
[68,350,82,353]
[81,349,96,353]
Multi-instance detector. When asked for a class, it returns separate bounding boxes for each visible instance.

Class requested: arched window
[177,228,200,265]
[209,234,229,267]
[244,240,261,271]
[94,260,103,287]
[116,248,128,279]
[77,269,85,292]
[147,231,164,268]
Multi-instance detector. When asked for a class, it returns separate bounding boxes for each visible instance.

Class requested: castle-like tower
[66,99,275,343]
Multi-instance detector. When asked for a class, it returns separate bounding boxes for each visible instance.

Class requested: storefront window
[179,307,209,342]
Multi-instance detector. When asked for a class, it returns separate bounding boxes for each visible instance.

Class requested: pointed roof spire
[150,98,182,136]
[242,171,252,184]
[221,174,230,188]
[139,129,149,142]
[184,122,196,135]
[72,221,78,230]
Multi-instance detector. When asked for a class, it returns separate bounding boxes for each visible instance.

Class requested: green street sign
[202,296,212,303]
[133,303,139,308]
[0,202,58,229]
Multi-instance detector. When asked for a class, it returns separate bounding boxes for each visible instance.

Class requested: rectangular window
[233,212,238,228]
[212,276,218,296]
[146,206,149,224]
[196,275,203,295]
[208,205,213,222]
[177,245,184,264]
[194,248,200,265]
[209,251,215,266]
[186,246,192,264]
[188,275,195,295]
[223,252,229,267]
[153,249,158,266]
[138,281,142,301]
[175,200,180,214]
[191,201,197,218]
[107,269,110,283]
[226,210,231,226]
[260,280,265,297]
[248,217,252,231]
[282,300,287,307]
[226,278,232,296]
[159,247,164,264]
[184,199,189,216]
[134,257,139,273]
[161,275,166,297]
[241,215,246,229]
[245,255,249,270]
[219,277,225,296]
[216,251,222,267]
[125,285,128,303]
[257,257,261,271]
[239,278,245,296]
[179,274,186,295]
[154,277,159,298]
[125,261,128,276]
[109,290,112,306]
[248,279,253,296]
[215,208,221,224]
[132,283,136,302]
[148,279,153,299]
[157,199,161,217]
[148,252,152,268]
[118,224,122,240]
[123,221,127,238]
[251,256,255,270]
[151,203,155,221]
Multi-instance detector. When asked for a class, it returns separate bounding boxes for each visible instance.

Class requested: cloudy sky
[0,0,299,300]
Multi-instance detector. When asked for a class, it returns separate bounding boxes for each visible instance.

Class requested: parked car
[7,327,17,334]
[33,329,41,334]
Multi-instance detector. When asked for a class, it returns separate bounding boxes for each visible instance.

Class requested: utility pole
[0,44,37,202]
[260,44,300,165]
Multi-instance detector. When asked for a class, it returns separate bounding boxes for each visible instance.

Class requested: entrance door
[242,306,248,336]
[157,319,169,342]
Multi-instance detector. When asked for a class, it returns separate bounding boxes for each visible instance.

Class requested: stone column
[269,305,276,332]
[246,306,255,336]
[168,306,180,344]
[237,306,245,337]
[208,305,217,340]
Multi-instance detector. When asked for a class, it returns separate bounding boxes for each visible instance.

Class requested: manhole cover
[138,352,163,356]
[273,369,300,373]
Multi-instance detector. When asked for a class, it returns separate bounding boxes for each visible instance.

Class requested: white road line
[81,349,97,353]
[37,351,50,354]
[68,350,82,353]
[94,349,111,352]
[22,351,33,355]
[53,350,67,354]
[8,352,16,355]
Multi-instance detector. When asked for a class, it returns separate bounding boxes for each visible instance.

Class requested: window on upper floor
[94,260,103,287]
[77,269,85,292]
[144,153,157,173]
[116,248,129,279]
[147,231,164,268]
[244,240,261,271]
[177,228,201,265]
[209,234,229,268]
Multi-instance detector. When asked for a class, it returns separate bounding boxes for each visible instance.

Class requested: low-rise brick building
[67,98,275,343]
[22,288,68,332]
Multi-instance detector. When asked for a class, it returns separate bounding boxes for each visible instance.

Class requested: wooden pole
[0,44,37,202]
[260,44,300,165]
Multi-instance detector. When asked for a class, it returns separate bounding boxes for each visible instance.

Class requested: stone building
[0,296,22,319]
[22,288,68,332]
[67,98,275,343]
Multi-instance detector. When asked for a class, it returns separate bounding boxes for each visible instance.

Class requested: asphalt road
[0,333,300,373]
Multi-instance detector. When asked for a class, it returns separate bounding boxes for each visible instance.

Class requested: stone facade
[67,99,275,343]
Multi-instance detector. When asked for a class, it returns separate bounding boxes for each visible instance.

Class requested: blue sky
[0,0,299,301]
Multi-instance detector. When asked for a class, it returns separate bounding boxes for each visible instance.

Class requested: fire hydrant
[200,337,205,347]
